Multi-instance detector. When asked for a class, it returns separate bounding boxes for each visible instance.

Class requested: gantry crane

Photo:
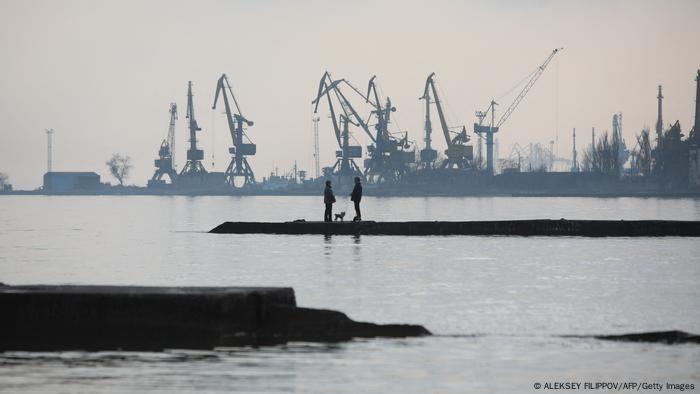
[212,73,256,187]
[180,81,207,175]
[148,103,178,186]
[474,48,563,175]
[419,73,472,169]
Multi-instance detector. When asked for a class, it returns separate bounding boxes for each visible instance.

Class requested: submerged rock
[594,330,700,344]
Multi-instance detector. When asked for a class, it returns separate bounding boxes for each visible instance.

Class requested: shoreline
[3,190,700,198]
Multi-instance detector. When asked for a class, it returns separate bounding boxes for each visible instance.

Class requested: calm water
[1,196,699,393]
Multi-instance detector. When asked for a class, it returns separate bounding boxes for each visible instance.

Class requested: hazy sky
[1,0,698,188]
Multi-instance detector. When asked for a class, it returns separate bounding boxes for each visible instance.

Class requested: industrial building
[43,172,101,192]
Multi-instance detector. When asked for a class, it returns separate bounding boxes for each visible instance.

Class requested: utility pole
[656,85,663,146]
[45,128,54,173]
[571,128,578,172]
[312,116,320,179]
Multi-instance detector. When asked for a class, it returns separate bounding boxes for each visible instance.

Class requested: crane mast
[475,48,563,175]
[167,103,177,168]
[180,81,207,175]
[213,73,256,187]
[420,77,435,166]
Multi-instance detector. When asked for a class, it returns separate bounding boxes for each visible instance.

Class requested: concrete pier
[0,284,430,351]
[209,219,700,237]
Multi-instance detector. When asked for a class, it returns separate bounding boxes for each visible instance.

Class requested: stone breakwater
[209,219,700,237]
[0,284,430,351]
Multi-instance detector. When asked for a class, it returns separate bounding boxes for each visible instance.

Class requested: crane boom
[496,48,562,128]
[312,73,347,146]
[422,73,452,147]
[312,74,376,143]
[186,82,200,141]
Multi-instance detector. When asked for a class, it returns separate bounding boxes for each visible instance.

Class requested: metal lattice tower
[45,128,54,173]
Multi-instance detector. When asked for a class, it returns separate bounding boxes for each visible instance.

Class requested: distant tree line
[582,120,698,190]
[581,132,625,175]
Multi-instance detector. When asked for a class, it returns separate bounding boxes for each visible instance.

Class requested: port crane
[311,72,364,183]
[148,103,178,186]
[363,76,414,182]
[419,73,472,169]
[180,81,207,176]
[474,48,563,175]
[312,72,414,184]
[213,73,256,187]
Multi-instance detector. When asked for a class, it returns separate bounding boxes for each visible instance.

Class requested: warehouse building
[43,172,102,192]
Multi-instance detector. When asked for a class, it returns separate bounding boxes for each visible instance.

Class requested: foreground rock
[209,219,700,237]
[0,284,430,351]
[594,330,700,344]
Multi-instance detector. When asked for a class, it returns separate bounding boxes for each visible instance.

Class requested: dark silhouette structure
[350,176,362,221]
[148,103,178,187]
[213,73,257,188]
[180,81,207,177]
[323,180,335,222]
[210,219,700,237]
[0,285,429,350]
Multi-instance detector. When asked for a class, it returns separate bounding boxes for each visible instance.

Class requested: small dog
[334,211,346,222]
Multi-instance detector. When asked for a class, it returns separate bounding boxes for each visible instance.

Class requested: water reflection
[352,234,361,262]
[323,234,333,258]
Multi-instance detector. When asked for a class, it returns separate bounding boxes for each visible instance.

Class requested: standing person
[323,180,335,222]
[350,176,362,221]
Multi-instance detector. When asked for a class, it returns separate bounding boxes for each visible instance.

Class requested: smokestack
[572,128,577,172]
[46,128,54,173]
[695,71,699,135]
[656,85,664,146]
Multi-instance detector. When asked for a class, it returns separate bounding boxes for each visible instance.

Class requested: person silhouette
[350,176,362,221]
[323,180,335,222]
